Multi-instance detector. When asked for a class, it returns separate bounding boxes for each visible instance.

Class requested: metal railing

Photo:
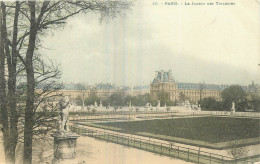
[70,125,255,164]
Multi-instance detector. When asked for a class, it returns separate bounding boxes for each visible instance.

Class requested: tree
[74,95,83,106]
[247,83,260,112]
[0,3,10,163]
[108,91,125,106]
[179,92,186,103]
[221,85,247,111]
[84,92,100,106]
[0,2,24,163]
[249,94,260,112]
[0,1,133,164]
[200,97,220,111]
[157,91,169,106]
[198,82,205,104]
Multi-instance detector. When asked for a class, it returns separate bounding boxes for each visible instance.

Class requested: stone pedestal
[52,132,80,164]
[128,114,136,120]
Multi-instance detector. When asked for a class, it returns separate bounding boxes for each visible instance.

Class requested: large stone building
[150,70,179,101]
[150,70,255,104]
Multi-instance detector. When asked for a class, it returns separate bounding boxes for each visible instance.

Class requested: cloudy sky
[41,0,260,86]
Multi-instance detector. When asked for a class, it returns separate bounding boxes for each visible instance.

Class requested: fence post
[169,144,171,156]
[134,137,135,146]
[178,146,179,158]
[117,134,118,143]
[161,143,162,155]
[210,153,211,164]
[188,148,189,160]
[128,137,129,146]
[198,149,200,163]
[140,139,141,148]
[222,156,223,164]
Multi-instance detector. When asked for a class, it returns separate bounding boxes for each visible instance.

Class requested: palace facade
[150,70,255,103]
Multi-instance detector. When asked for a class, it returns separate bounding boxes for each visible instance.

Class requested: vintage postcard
[0,0,259,164]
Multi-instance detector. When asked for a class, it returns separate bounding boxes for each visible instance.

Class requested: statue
[129,101,131,107]
[100,101,102,107]
[94,101,97,107]
[59,96,70,132]
[198,104,201,111]
[53,96,80,163]
[231,101,236,113]
[157,100,160,108]
[185,100,191,109]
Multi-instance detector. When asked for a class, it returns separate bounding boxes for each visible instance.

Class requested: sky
[40,0,260,86]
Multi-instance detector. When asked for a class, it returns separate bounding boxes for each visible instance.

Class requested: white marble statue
[231,101,236,113]
[100,101,102,107]
[157,100,160,108]
[60,96,70,132]
[198,104,201,111]
[94,101,97,107]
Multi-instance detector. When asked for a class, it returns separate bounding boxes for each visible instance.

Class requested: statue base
[51,131,80,164]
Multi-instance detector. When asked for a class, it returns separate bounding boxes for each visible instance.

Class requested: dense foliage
[200,85,260,112]
[73,91,177,107]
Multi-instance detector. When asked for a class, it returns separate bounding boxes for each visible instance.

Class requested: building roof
[94,83,115,90]
[152,70,175,84]
[177,83,229,90]
[177,83,252,91]
[133,86,149,90]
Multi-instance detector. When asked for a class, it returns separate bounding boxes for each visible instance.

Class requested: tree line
[200,85,260,112]
[73,85,260,113]
[74,91,177,108]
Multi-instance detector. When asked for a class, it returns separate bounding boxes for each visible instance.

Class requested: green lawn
[95,117,260,143]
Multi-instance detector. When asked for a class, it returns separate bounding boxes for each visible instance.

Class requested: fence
[69,110,260,121]
[70,125,255,164]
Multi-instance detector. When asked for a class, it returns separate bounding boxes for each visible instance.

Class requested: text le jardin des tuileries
[153,1,236,6]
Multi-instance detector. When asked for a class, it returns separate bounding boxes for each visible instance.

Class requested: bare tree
[0,2,23,163]
[0,2,10,163]
[1,1,133,164]
[199,82,206,104]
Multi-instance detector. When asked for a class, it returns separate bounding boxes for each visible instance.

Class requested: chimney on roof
[161,70,164,81]
[155,71,159,78]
